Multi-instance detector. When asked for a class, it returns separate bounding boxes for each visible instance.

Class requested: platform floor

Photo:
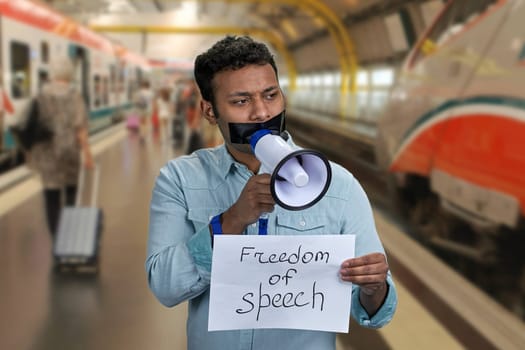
[0,125,464,350]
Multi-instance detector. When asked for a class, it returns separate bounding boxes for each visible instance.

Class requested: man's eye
[233,98,248,105]
[265,92,278,100]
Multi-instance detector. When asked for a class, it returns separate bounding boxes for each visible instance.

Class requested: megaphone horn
[250,129,332,211]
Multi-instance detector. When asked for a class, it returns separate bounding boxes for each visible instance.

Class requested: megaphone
[250,129,332,211]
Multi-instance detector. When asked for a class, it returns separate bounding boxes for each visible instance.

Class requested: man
[146,36,397,350]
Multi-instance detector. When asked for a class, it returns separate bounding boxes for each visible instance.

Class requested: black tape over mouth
[228,110,286,144]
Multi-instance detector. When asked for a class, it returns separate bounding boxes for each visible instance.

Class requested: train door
[69,44,90,107]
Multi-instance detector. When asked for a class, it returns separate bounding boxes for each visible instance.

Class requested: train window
[127,75,135,102]
[303,75,313,88]
[110,65,116,93]
[280,76,289,88]
[323,73,336,87]
[102,76,109,106]
[371,68,394,87]
[41,42,49,63]
[356,70,369,88]
[10,41,31,99]
[38,70,49,92]
[93,75,101,108]
[136,68,143,86]
[311,74,322,87]
[297,76,306,88]
[411,0,498,65]
[118,67,125,93]
[333,71,341,87]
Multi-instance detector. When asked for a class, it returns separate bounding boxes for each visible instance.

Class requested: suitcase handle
[76,162,101,207]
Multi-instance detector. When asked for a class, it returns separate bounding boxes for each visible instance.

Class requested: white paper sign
[208,234,355,332]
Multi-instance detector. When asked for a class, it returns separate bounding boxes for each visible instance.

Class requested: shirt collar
[215,144,241,179]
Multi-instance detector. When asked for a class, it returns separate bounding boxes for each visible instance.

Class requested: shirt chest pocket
[275,214,327,235]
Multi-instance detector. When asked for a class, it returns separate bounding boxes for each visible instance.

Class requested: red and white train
[377,0,525,311]
[0,0,150,170]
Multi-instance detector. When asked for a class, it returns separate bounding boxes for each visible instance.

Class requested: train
[376,0,525,314]
[0,0,150,171]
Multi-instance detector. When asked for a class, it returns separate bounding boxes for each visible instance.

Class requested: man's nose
[249,97,271,122]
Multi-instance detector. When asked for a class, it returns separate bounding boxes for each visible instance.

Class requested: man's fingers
[340,273,386,284]
[340,263,387,277]
[342,253,386,268]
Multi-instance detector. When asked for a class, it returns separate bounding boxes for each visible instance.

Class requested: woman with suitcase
[29,57,94,237]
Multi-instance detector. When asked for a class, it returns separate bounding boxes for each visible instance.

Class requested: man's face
[202,64,285,154]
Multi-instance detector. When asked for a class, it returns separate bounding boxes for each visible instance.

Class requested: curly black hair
[194,36,278,103]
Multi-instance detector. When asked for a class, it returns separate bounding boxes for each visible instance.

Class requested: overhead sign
[209,234,355,333]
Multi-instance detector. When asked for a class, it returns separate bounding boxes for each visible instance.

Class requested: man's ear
[201,100,217,124]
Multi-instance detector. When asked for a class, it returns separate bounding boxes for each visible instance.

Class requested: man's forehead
[213,64,278,93]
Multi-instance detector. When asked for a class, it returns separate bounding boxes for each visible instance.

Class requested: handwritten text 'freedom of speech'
[235,245,329,321]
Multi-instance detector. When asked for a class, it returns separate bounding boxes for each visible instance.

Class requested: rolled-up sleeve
[351,273,398,328]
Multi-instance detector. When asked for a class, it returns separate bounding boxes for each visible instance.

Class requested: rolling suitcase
[53,164,103,273]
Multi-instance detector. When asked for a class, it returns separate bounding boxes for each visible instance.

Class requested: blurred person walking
[133,80,154,143]
[181,80,203,153]
[29,57,94,237]
[171,80,187,148]
[154,86,173,142]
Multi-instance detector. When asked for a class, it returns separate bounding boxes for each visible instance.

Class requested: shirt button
[299,220,306,227]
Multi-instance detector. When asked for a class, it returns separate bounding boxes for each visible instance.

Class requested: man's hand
[221,174,275,234]
[340,252,389,315]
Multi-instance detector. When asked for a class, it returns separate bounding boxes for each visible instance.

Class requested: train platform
[0,123,523,350]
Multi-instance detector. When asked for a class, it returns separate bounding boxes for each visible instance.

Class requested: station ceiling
[43,0,420,66]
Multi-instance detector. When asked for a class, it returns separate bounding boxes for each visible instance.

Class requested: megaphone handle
[258,213,269,235]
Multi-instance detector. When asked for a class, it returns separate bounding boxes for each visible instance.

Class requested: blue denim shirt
[146,140,397,350]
